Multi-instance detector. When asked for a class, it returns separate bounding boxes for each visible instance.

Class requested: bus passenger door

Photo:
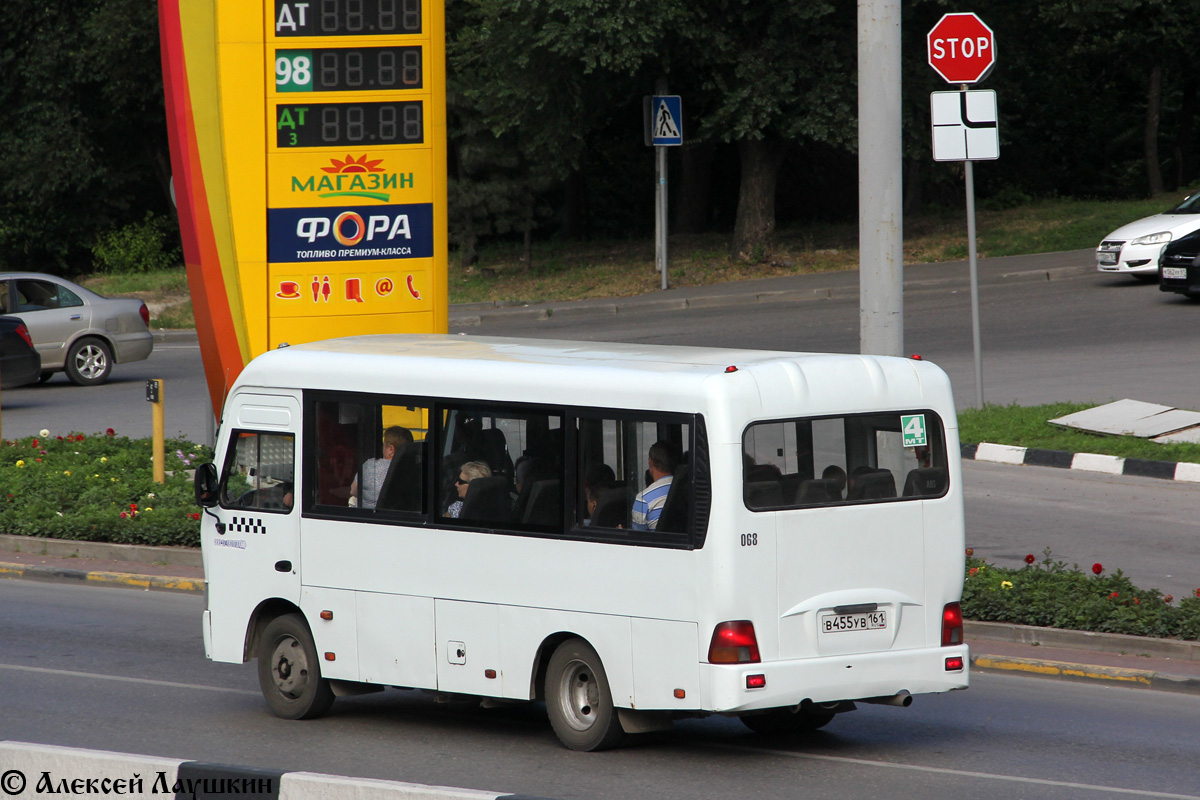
[206,395,302,663]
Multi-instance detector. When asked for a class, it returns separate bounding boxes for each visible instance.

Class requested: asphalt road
[964,460,1200,599]
[2,580,1198,800]
[4,249,1197,439]
[454,252,1200,412]
[3,250,1198,594]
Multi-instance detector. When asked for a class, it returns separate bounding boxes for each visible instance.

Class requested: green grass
[959,402,1200,464]
[82,269,189,296]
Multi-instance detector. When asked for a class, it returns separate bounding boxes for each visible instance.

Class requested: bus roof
[234,334,955,421]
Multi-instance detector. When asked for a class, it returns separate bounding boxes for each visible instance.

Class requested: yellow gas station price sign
[158,0,447,413]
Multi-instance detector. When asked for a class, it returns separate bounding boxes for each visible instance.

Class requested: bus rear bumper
[699,644,970,713]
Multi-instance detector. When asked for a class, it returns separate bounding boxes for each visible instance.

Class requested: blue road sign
[651,95,683,146]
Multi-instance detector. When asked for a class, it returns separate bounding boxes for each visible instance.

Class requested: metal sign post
[927,13,997,408]
[931,87,997,408]
[645,94,682,290]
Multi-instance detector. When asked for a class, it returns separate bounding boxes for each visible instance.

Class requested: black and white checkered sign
[227,516,267,535]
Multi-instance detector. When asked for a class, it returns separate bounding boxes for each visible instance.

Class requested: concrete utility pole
[857,0,904,357]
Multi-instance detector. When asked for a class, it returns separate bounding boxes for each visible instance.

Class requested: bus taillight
[708,620,761,664]
[942,602,963,646]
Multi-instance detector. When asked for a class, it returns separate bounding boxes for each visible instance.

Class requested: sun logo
[323,154,385,174]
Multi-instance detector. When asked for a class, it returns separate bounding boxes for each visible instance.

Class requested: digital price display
[274,0,422,36]
[276,102,423,147]
[161,0,447,413]
[276,46,423,92]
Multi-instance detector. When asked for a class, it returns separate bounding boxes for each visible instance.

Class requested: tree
[449,0,682,254]
[0,0,170,273]
[676,1,856,260]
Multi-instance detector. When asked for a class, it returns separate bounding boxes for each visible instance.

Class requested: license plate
[1097,251,1118,265]
[820,609,888,633]
[1163,267,1188,279]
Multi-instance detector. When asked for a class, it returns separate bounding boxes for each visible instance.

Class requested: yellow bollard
[147,379,165,483]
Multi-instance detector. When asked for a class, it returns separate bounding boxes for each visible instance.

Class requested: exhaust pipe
[861,690,912,707]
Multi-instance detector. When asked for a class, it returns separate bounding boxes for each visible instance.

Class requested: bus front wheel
[545,638,626,751]
[257,613,335,720]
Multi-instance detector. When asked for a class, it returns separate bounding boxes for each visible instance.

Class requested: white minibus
[193,334,969,750]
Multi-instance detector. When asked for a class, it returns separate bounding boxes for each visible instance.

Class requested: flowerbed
[963,549,1200,641]
[1,430,210,548]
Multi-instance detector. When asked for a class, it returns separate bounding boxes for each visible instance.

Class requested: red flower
[968,567,979,576]
[1109,592,1119,599]
[56,436,63,441]
[76,434,85,441]
[1194,588,1200,599]
[1092,563,1103,575]
[106,428,115,437]
[1134,598,1140,605]
[119,511,128,519]
[30,439,39,448]
[1024,554,1036,565]
[129,503,138,512]
[1166,595,1174,603]
[965,548,974,557]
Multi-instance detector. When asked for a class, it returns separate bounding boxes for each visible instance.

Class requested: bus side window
[437,405,563,529]
[220,431,295,513]
[313,401,360,506]
[577,417,691,536]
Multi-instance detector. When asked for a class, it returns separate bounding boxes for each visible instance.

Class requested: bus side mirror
[194,462,220,507]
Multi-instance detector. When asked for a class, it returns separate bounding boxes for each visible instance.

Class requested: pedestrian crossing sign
[649,95,683,146]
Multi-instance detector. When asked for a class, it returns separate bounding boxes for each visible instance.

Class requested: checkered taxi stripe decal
[227,516,266,535]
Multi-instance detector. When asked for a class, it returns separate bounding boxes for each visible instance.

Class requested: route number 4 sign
[902,414,928,448]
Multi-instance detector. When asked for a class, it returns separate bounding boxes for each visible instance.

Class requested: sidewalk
[448,249,1096,327]
[2,534,1198,697]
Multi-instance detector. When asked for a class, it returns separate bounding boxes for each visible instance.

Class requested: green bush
[1,430,209,547]
[963,548,1200,641]
[91,213,183,275]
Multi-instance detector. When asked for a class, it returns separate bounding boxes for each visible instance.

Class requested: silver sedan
[0,272,153,385]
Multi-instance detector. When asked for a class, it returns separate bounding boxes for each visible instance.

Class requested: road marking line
[707,742,1200,799]
[0,663,257,696]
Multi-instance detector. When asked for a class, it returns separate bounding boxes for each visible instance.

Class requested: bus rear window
[742,411,948,510]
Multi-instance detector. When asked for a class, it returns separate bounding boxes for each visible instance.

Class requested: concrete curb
[962,442,1200,483]
[967,620,1200,695]
[0,562,205,594]
[447,285,858,327]
[968,654,1200,694]
[967,620,1200,661]
[445,260,1094,327]
[0,534,203,568]
[0,742,553,800]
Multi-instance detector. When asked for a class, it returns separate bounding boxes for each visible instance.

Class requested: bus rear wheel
[740,708,835,735]
[257,613,335,720]
[545,638,626,751]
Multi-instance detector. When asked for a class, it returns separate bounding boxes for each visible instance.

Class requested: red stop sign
[927,13,995,85]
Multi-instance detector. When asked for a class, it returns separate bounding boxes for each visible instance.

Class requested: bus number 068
[740,533,758,547]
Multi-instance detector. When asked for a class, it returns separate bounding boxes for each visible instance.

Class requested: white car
[1096,193,1200,279]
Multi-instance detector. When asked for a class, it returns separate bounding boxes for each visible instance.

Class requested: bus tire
[740,708,835,735]
[257,613,335,720]
[545,638,626,751]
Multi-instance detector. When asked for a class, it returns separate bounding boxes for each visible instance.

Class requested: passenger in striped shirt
[631,441,681,530]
